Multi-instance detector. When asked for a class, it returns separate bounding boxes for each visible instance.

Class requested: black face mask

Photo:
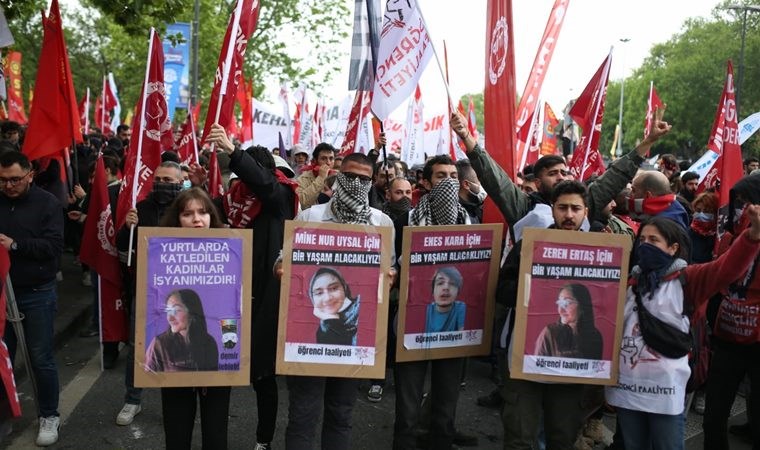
[317,192,331,204]
[152,182,182,205]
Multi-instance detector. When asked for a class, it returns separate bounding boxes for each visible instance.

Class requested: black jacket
[0,185,64,289]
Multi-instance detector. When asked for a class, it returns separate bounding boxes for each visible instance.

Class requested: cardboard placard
[510,228,631,385]
[276,221,392,379]
[396,224,503,362]
[135,227,253,387]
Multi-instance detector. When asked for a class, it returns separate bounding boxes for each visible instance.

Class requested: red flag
[191,100,202,130]
[467,96,478,140]
[514,0,569,170]
[94,95,112,135]
[484,0,517,229]
[22,0,83,160]
[175,111,198,166]
[339,89,372,156]
[540,102,560,156]
[643,82,663,140]
[700,61,742,242]
[208,150,225,198]
[201,0,260,145]
[115,29,173,230]
[79,156,128,342]
[236,77,253,143]
[4,51,26,124]
[0,248,21,417]
[568,52,612,181]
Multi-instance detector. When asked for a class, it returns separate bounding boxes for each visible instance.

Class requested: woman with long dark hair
[536,283,603,359]
[308,267,360,346]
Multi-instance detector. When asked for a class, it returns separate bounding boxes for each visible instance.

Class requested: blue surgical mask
[693,212,714,222]
[182,180,192,191]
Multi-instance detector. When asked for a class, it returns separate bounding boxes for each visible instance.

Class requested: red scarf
[628,194,676,216]
[302,163,336,178]
[223,169,299,228]
[690,219,716,236]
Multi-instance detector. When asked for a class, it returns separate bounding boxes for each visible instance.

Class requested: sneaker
[582,418,606,443]
[56,271,63,282]
[254,443,271,450]
[36,416,59,446]
[81,272,92,287]
[367,384,383,402]
[116,403,141,426]
[692,391,706,415]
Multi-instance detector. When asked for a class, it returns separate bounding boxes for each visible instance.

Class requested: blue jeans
[123,301,142,404]
[285,376,358,450]
[617,407,684,450]
[4,281,59,417]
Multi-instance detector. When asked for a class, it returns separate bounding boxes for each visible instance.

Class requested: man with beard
[114,161,185,427]
[393,155,472,450]
[456,159,486,223]
[381,177,413,222]
[284,152,395,450]
[679,171,699,203]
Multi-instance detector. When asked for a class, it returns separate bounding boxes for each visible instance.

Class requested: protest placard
[276,221,392,379]
[396,224,503,362]
[134,227,252,387]
[510,228,631,385]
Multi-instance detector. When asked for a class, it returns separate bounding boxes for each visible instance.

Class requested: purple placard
[144,236,244,372]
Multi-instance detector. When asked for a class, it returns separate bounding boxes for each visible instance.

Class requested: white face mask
[469,183,487,203]
[182,179,192,190]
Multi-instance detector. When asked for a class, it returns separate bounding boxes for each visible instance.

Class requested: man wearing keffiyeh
[393,155,473,450]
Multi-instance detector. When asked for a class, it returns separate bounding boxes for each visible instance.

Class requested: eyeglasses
[555,297,578,309]
[342,172,372,183]
[164,304,187,316]
[0,172,30,186]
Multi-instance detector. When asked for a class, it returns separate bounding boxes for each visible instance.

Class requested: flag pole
[127,28,156,267]
[209,0,244,152]
[578,49,613,181]
[101,75,106,135]
[189,106,199,163]
[413,1,454,107]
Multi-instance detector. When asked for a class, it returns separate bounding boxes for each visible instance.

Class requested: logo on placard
[489,17,508,85]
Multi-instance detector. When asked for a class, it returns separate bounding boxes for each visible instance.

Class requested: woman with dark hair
[309,267,360,345]
[536,283,602,359]
[150,187,231,450]
[424,266,466,333]
[606,210,760,450]
[145,289,218,372]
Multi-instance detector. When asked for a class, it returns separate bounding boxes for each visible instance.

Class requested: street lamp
[725,4,760,118]
[617,38,630,157]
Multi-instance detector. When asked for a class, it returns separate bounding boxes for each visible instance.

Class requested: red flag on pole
[78,87,90,135]
[236,76,253,143]
[514,0,569,171]
[483,0,517,226]
[175,111,199,166]
[0,247,21,418]
[208,149,225,198]
[699,61,742,242]
[643,82,663,140]
[201,0,260,144]
[540,102,560,156]
[339,88,372,156]
[79,156,128,342]
[115,28,173,231]
[22,0,83,160]
[4,51,26,124]
[568,51,612,181]
[467,96,479,141]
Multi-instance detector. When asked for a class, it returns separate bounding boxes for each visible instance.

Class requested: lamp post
[617,38,630,157]
[190,0,200,107]
[725,4,760,118]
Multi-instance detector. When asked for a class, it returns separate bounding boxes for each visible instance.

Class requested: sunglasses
[555,297,578,309]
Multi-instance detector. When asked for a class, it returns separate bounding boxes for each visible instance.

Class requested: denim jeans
[285,376,358,450]
[124,300,142,404]
[5,280,59,417]
[393,358,464,450]
[616,407,684,450]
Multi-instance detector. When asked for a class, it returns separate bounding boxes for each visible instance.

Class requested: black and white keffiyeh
[410,177,468,226]
[330,172,372,224]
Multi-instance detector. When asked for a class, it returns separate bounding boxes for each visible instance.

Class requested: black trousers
[253,375,278,443]
[161,386,231,450]
[702,340,760,450]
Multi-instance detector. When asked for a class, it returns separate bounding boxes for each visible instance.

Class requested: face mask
[152,182,182,205]
[636,242,674,272]
[693,212,714,222]
[468,183,487,204]
[182,180,192,191]
[317,192,331,204]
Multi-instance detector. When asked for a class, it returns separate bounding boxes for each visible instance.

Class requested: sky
[315,0,726,119]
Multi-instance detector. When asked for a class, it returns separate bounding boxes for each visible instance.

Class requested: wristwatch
[10,241,17,251]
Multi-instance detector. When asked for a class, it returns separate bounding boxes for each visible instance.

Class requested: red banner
[568,52,612,181]
[339,89,371,156]
[201,0,260,144]
[80,156,128,342]
[115,29,173,230]
[0,247,21,417]
[175,112,198,166]
[483,0,517,225]
[540,102,559,156]
[208,150,225,199]
[22,0,83,161]
[643,82,663,140]
[236,76,253,143]
[514,0,569,171]
[4,51,26,124]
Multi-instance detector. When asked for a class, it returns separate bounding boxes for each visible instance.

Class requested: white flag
[108,72,121,131]
[400,87,424,166]
[739,111,760,145]
[370,0,433,120]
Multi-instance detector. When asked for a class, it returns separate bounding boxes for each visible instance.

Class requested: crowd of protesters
[0,105,759,450]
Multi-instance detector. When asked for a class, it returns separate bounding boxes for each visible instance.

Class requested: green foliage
[459,92,484,134]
